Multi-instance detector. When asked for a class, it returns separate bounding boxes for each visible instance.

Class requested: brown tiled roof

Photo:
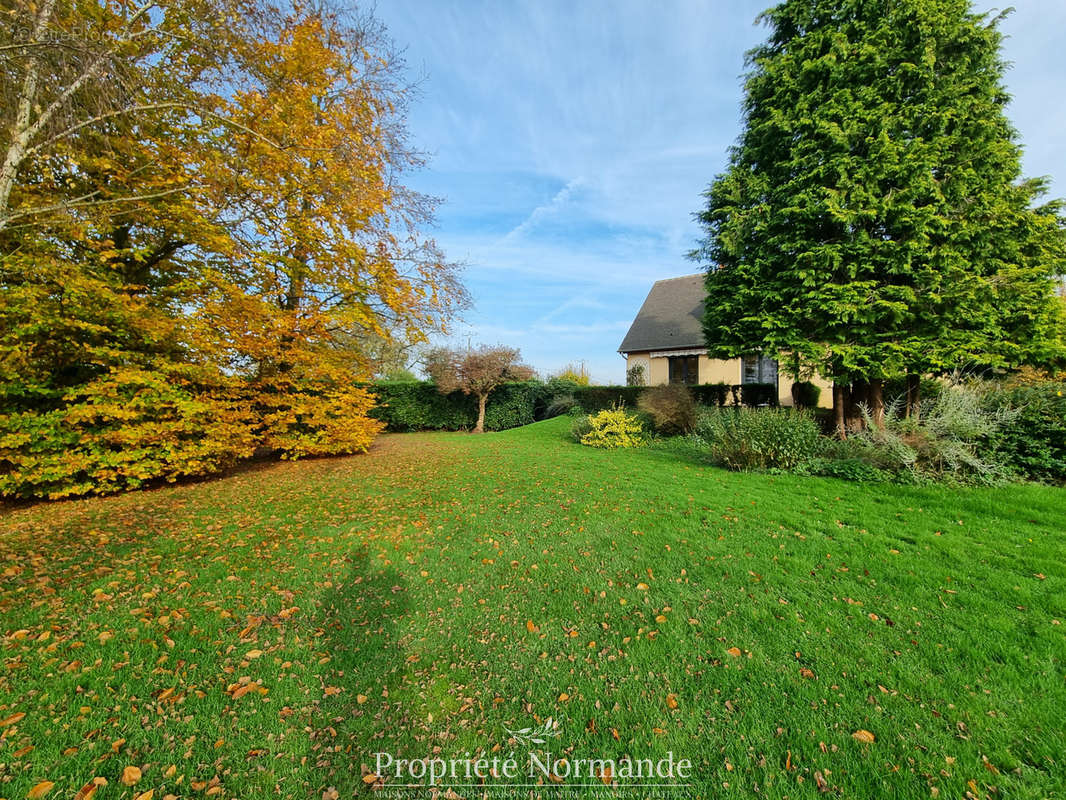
[618,273,706,353]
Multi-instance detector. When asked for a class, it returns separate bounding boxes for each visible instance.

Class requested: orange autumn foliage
[0,2,463,498]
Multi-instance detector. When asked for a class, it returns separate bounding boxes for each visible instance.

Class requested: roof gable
[618,273,706,353]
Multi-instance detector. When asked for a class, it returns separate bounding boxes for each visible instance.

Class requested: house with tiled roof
[618,273,831,407]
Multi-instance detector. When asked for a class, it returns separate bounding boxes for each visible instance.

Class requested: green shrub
[570,412,593,442]
[739,382,778,407]
[368,381,476,431]
[795,457,893,482]
[696,408,823,470]
[790,381,821,409]
[978,383,1066,483]
[691,383,732,407]
[638,384,698,435]
[579,406,646,449]
[545,376,581,396]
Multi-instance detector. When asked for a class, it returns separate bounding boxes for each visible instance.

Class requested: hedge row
[569,383,776,411]
[366,381,547,432]
[367,381,781,432]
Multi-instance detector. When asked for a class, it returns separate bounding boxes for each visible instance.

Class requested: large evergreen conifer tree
[692,0,1065,431]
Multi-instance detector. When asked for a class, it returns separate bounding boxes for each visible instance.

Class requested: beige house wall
[624,351,833,409]
[648,355,670,386]
[699,355,740,385]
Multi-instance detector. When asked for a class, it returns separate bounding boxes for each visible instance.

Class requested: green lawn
[1,417,1063,799]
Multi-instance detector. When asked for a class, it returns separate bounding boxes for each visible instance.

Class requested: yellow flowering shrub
[579,406,646,449]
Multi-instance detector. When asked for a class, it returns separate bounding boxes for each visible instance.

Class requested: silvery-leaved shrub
[846,380,1018,485]
[545,393,578,418]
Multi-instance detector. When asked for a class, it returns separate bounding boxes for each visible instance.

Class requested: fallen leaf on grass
[526,620,539,633]
[0,711,26,726]
[666,693,678,709]
[121,766,142,785]
[598,765,613,785]
[852,729,876,743]
[27,782,55,799]
[814,771,829,792]
[726,647,742,657]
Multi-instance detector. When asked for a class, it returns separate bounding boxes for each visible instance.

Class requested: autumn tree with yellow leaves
[0,0,465,497]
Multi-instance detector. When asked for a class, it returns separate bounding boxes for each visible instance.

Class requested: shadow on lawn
[303,545,411,795]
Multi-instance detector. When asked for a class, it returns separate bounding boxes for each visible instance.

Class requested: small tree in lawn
[425,345,535,433]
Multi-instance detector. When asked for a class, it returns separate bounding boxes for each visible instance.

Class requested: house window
[668,356,699,385]
[742,354,778,385]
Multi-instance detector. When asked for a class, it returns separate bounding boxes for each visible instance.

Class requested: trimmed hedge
[691,383,732,407]
[484,381,546,431]
[570,386,643,412]
[790,381,821,409]
[367,381,475,431]
[571,383,777,412]
[740,383,779,407]
[368,381,550,432]
[368,380,785,433]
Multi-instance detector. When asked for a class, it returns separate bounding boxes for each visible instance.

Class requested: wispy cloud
[503,177,585,241]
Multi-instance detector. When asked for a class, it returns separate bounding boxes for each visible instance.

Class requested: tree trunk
[846,380,869,432]
[904,373,920,419]
[474,393,487,433]
[0,0,54,230]
[833,382,847,439]
[869,378,885,429]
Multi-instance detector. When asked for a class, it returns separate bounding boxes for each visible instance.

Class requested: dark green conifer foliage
[692,0,1065,425]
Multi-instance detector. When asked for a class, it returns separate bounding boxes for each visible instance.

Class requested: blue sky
[375,1,1066,384]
